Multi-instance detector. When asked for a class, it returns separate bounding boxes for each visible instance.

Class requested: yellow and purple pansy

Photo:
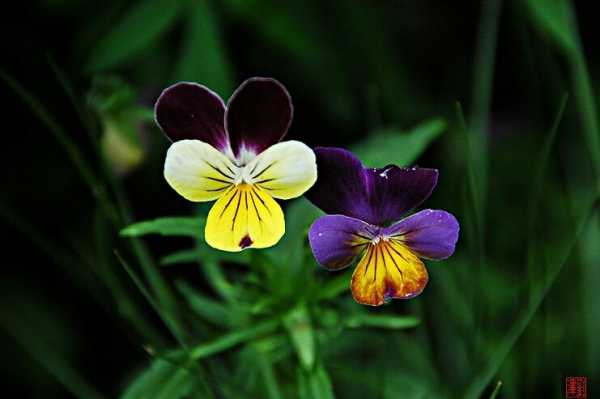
[306,148,459,306]
[155,77,317,252]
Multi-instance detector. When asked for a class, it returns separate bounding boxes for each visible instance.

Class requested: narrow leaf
[525,0,577,53]
[172,0,234,96]
[283,305,315,370]
[176,280,230,327]
[87,0,183,71]
[190,319,279,359]
[463,201,597,398]
[345,314,420,330]
[121,217,204,238]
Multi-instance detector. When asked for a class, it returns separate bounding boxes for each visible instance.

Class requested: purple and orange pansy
[306,148,459,306]
[154,76,459,306]
[155,77,317,252]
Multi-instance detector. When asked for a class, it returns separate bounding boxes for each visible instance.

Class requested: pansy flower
[155,77,317,252]
[306,148,459,306]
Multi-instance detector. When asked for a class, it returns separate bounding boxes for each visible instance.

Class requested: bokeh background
[1,0,599,398]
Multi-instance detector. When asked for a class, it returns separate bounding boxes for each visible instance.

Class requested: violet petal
[308,215,377,270]
[383,209,459,260]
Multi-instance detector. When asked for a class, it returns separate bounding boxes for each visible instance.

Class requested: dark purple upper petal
[306,147,438,226]
[225,77,293,161]
[383,209,459,260]
[305,147,368,220]
[364,165,438,225]
[308,215,377,270]
[154,82,229,151]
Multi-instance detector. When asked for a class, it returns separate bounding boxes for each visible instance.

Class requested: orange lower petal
[351,239,428,306]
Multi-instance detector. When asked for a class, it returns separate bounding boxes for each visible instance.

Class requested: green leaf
[267,197,322,289]
[383,372,434,399]
[160,249,200,266]
[160,247,250,267]
[525,0,600,187]
[120,217,204,238]
[489,381,503,399]
[525,0,577,53]
[121,358,195,399]
[344,313,420,330]
[318,270,352,301]
[87,0,183,71]
[115,251,188,350]
[172,0,234,97]
[352,118,446,167]
[298,365,335,399]
[283,305,315,370]
[175,280,230,327]
[580,211,600,376]
[190,319,280,359]
[256,351,283,399]
[463,200,597,399]
[0,294,106,399]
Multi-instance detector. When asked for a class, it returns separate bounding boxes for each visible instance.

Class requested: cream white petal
[164,139,238,202]
[245,140,317,200]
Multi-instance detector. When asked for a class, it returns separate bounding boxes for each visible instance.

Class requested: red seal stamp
[565,376,587,399]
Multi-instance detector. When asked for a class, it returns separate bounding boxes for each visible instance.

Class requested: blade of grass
[172,0,234,96]
[190,319,280,359]
[115,251,215,398]
[191,207,240,302]
[455,103,484,248]
[489,381,503,399]
[0,305,106,399]
[283,305,315,370]
[568,34,600,187]
[115,251,188,349]
[46,54,95,135]
[526,94,569,239]
[463,200,597,398]
[256,352,283,399]
[0,69,119,225]
[526,95,569,300]
[0,201,107,303]
[469,0,503,210]
[39,60,181,333]
[455,102,487,356]
[299,365,335,399]
[1,199,166,349]
[121,217,204,237]
[580,211,600,376]
[344,314,420,330]
[86,0,183,71]
[175,280,230,327]
[525,0,600,183]
[318,270,352,300]
[92,209,165,345]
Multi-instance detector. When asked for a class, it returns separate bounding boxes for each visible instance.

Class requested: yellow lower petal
[205,184,285,252]
[351,239,428,306]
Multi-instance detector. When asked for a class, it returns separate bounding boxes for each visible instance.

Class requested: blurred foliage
[1,0,599,398]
